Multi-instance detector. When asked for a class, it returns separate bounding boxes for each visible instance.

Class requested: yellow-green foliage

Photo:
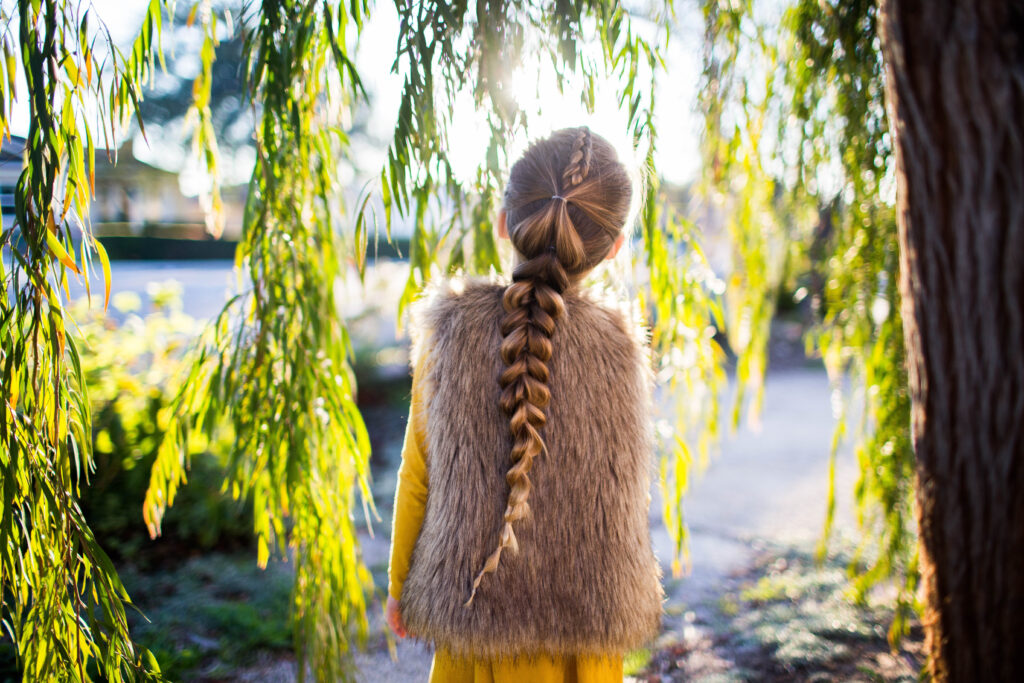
[143,5,376,680]
[70,286,246,564]
[0,1,171,679]
[700,0,917,644]
[1,0,921,678]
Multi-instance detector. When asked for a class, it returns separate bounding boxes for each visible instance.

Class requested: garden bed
[636,545,925,682]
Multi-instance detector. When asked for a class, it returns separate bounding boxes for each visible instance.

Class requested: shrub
[73,283,252,568]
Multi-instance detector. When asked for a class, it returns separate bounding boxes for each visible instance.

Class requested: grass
[639,542,924,682]
[0,553,297,681]
[728,549,907,674]
[121,553,294,680]
[625,648,653,676]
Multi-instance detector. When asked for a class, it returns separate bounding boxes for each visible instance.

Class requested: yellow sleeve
[387,373,430,601]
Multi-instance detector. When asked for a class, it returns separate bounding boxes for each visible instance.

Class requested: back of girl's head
[463,127,635,607]
[503,127,635,287]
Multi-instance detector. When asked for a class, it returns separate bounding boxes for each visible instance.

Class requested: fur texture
[401,279,663,659]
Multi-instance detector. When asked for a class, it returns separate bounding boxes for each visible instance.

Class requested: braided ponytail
[465,127,605,606]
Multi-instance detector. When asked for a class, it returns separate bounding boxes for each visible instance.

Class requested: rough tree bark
[879,1,1024,680]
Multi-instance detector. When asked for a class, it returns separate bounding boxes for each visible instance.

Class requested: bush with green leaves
[71,283,250,567]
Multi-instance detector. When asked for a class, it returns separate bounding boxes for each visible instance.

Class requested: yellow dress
[387,375,624,683]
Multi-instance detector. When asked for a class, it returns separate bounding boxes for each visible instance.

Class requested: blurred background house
[91,138,246,242]
[1,133,246,259]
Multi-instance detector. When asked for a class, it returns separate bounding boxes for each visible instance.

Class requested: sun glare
[443,57,648,188]
[442,34,702,191]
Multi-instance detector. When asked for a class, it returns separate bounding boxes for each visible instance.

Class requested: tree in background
[701,0,917,645]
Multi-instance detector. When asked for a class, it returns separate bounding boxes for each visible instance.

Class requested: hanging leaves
[699,0,917,643]
[2,0,917,677]
[0,0,170,679]
[144,2,374,680]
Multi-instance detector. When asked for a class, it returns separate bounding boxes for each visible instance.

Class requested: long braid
[464,265,567,605]
[465,127,594,606]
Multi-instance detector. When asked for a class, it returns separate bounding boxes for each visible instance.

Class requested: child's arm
[386,372,430,639]
[387,399,429,600]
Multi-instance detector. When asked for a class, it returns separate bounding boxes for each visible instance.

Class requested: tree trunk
[879,1,1024,680]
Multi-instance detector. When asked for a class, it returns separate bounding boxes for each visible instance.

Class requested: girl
[386,126,663,682]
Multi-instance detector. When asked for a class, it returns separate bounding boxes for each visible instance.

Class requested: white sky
[355,1,705,186]
[6,0,705,186]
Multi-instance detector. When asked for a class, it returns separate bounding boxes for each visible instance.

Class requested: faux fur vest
[400,279,663,659]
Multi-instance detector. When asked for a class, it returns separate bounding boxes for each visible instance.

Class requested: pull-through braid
[465,255,569,606]
[465,129,596,607]
[561,127,592,188]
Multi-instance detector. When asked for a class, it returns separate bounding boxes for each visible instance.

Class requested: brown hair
[465,126,635,605]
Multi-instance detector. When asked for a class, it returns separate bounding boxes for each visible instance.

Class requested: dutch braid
[562,127,592,188]
[465,128,594,606]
